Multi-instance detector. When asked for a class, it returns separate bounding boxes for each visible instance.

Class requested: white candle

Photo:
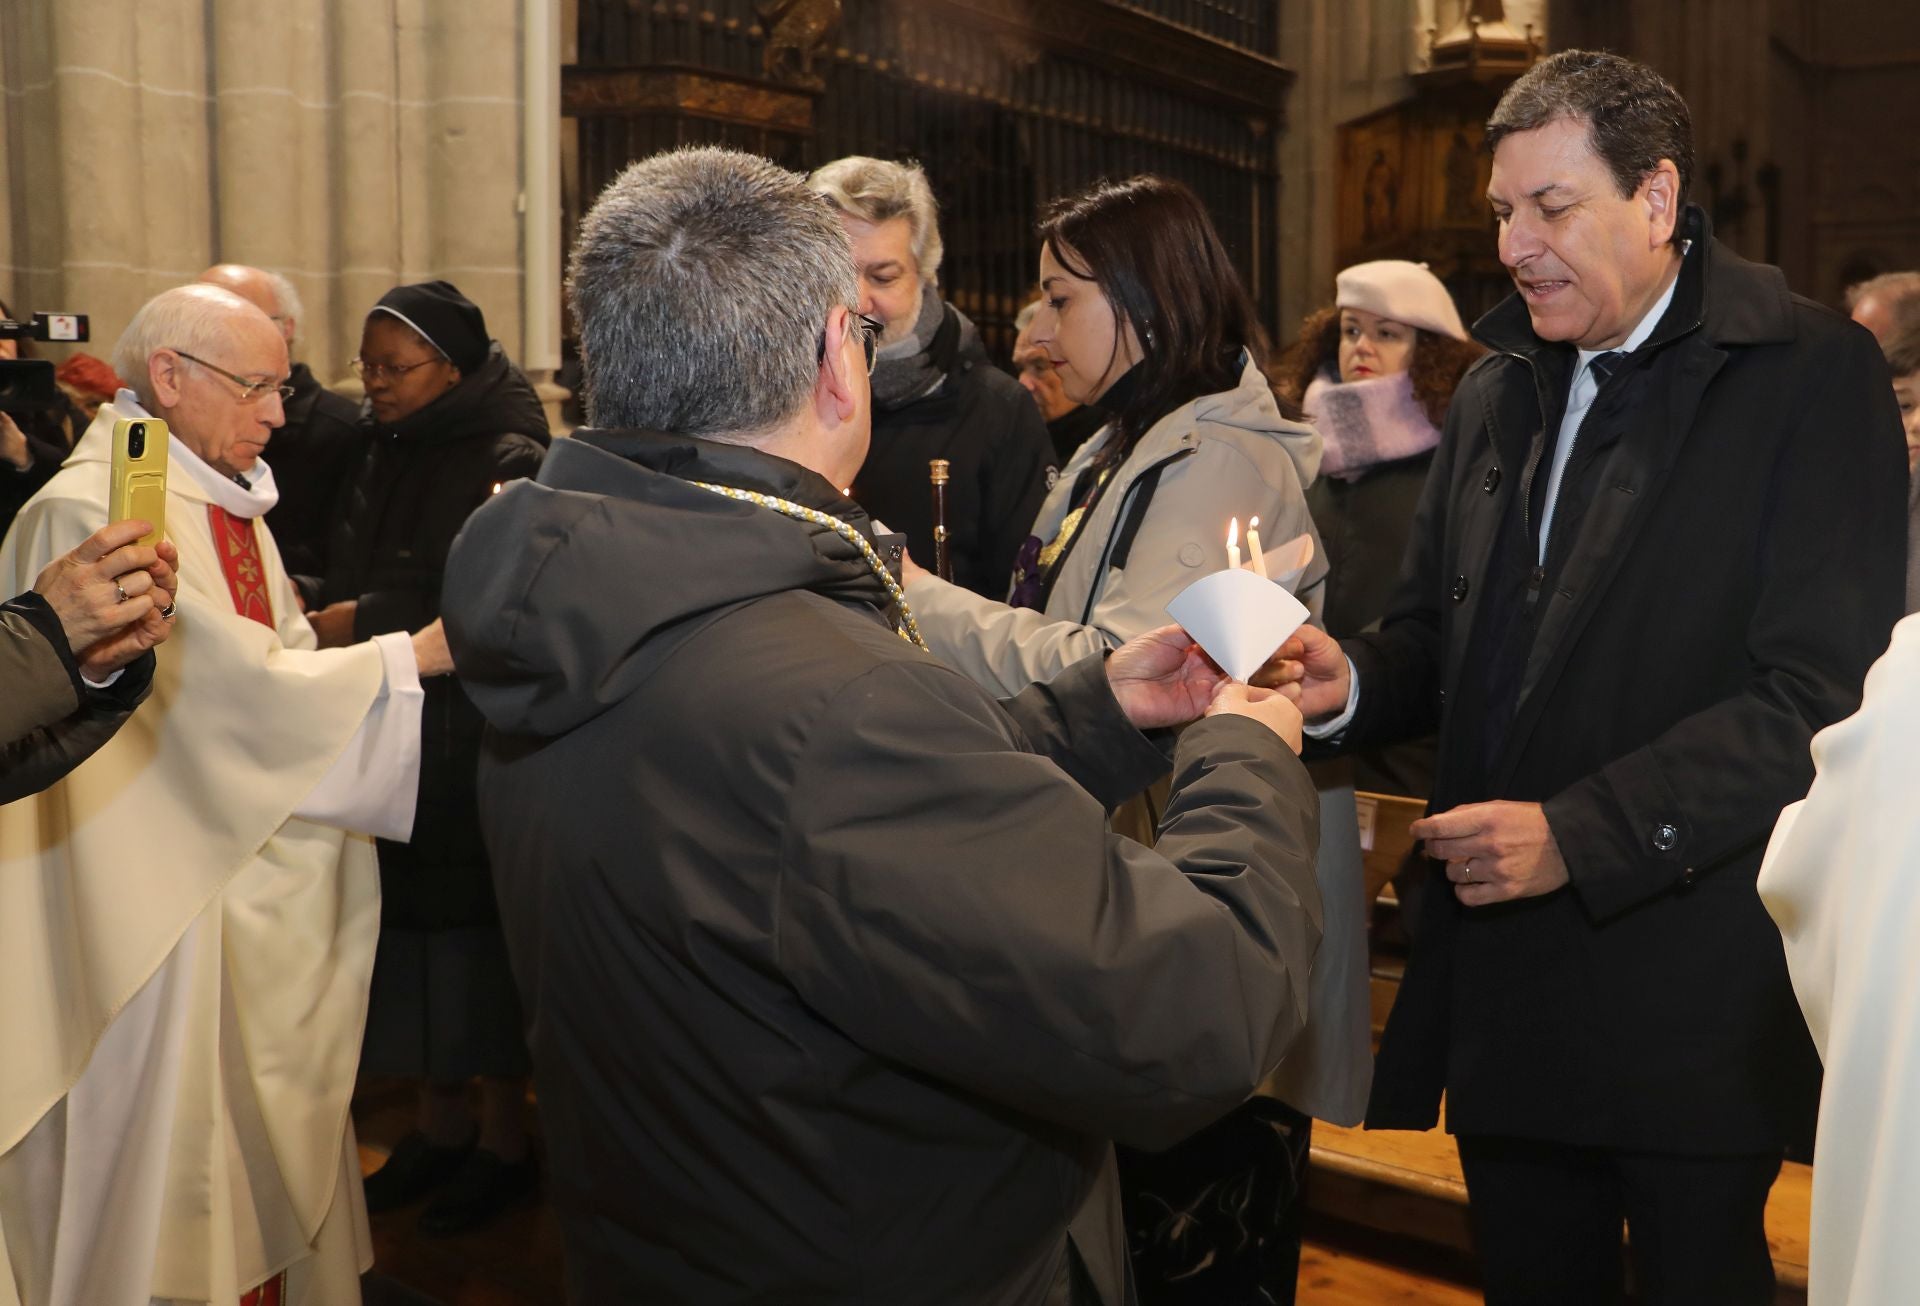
[1246,515,1269,579]
[1226,516,1241,571]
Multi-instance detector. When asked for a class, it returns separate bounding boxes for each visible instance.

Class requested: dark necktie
[1588,350,1625,387]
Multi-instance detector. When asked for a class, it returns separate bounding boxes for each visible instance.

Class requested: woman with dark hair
[904,176,1369,1305]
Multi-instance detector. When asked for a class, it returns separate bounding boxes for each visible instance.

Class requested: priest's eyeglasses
[818,313,883,376]
[170,348,296,403]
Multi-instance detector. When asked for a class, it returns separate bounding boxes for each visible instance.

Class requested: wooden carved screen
[568,0,1291,365]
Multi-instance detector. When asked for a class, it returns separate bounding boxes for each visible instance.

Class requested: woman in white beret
[1273,260,1482,800]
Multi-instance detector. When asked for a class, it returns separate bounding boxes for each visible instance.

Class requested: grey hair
[808,156,944,282]
[265,270,303,340]
[1846,270,1920,312]
[1488,51,1694,244]
[567,146,859,438]
[1013,299,1041,333]
[112,284,264,408]
[1881,296,1920,375]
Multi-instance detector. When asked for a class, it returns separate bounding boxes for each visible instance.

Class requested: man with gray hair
[0,282,453,1303]
[1274,49,1904,1304]
[442,144,1326,1304]
[1846,268,1920,347]
[809,155,1056,598]
[197,263,363,596]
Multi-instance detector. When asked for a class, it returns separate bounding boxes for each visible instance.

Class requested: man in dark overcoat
[1275,50,1907,1306]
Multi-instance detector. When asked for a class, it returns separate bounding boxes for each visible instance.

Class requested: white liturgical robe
[1759,614,1920,1306]
[0,397,425,1305]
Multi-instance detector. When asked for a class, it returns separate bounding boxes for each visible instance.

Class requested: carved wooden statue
[758,0,842,87]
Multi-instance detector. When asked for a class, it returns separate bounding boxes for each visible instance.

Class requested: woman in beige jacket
[904,175,1366,1306]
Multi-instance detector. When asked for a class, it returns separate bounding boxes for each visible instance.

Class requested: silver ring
[115,582,128,603]
[160,601,176,620]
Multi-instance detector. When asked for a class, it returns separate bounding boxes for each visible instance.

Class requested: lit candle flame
[1225,516,1242,571]
[1246,515,1269,579]
[1227,517,1239,549]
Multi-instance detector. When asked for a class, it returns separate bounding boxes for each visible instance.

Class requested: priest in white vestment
[1760,614,1920,1306]
[0,285,452,1306]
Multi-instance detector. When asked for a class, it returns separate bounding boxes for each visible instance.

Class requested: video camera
[0,312,91,415]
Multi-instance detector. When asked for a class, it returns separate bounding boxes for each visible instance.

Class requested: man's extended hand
[1412,800,1569,906]
[1106,624,1229,730]
[411,618,454,678]
[1252,622,1352,720]
[307,599,358,648]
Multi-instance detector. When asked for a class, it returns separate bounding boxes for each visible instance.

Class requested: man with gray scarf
[811,157,1056,597]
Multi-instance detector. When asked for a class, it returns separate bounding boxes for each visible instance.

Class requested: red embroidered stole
[238,1270,287,1306]
[207,505,275,628]
[204,505,279,1306]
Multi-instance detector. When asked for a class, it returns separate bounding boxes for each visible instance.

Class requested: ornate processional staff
[929,458,953,582]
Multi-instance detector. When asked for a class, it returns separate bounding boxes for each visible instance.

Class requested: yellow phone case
[109,416,169,548]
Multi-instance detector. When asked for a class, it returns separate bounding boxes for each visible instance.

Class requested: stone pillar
[0,0,537,388]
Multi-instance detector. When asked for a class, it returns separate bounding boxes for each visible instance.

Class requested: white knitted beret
[1335,260,1469,341]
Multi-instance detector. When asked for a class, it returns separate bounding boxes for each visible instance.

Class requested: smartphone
[110,417,168,548]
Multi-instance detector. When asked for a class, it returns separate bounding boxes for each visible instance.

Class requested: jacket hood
[364,343,553,448]
[443,429,899,738]
[1178,356,1324,487]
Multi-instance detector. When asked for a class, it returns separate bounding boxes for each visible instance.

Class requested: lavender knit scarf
[1304,370,1441,480]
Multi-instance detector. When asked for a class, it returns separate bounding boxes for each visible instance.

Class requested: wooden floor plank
[1297,1243,1481,1305]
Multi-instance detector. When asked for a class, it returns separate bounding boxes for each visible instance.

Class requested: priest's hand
[307,599,358,648]
[1205,683,1304,754]
[1413,801,1570,906]
[35,520,176,666]
[1106,624,1228,730]
[411,619,454,678]
[1252,623,1351,720]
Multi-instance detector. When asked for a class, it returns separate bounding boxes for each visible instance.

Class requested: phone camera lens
[128,422,145,458]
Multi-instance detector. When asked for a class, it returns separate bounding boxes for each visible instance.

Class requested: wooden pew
[1309,1112,1811,1303]
[1355,790,1427,912]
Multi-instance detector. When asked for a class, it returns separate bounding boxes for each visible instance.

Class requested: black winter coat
[854,302,1057,599]
[321,344,548,928]
[1344,209,1907,1154]
[1309,451,1437,796]
[268,362,365,597]
[441,429,1324,1306]
[0,592,152,804]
